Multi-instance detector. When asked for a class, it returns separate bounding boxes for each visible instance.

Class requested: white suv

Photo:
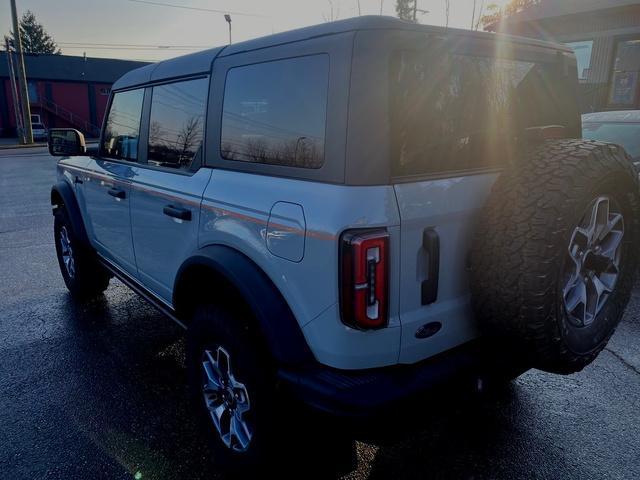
[48,16,640,473]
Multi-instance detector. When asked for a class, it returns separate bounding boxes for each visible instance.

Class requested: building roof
[582,110,640,123]
[0,51,149,83]
[114,15,571,91]
[500,0,640,23]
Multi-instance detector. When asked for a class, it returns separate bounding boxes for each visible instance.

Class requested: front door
[82,88,145,276]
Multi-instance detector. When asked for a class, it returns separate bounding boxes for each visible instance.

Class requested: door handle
[107,187,126,199]
[163,205,191,221]
[421,228,440,305]
[74,175,83,184]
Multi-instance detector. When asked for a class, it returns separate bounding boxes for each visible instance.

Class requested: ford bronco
[48,16,640,472]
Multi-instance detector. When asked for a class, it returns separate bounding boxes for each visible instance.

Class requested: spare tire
[471,139,640,374]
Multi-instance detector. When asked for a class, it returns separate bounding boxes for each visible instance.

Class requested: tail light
[340,229,389,329]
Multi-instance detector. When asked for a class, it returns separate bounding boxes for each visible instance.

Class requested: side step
[97,255,187,329]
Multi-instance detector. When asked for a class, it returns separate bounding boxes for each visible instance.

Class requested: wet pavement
[1,147,639,479]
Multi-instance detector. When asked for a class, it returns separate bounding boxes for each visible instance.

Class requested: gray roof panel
[111,15,572,90]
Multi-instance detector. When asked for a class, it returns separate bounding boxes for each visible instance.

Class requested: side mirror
[48,128,87,156]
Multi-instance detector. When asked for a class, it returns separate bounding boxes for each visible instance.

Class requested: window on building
[566,40,593,82]
[609,39,640,107]
[147,77,208,170]
[390,51,577,177]
[221,55,329,169]
[101,88,144,161]
[27,81,39,102]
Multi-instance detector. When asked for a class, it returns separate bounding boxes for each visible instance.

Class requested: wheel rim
[562,196,624,327]
[201,346,252,452]
[59,226,76,279]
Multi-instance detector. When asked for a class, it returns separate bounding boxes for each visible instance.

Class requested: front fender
[175,245,315,366]
[51,181,90,247]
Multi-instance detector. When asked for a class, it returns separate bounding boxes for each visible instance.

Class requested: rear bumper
[279,340,507,416]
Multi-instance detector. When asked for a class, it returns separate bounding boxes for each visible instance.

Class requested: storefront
[488,0,640,112]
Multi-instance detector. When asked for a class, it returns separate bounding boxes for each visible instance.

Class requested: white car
[32,123,48,141]
[583,110,640,169]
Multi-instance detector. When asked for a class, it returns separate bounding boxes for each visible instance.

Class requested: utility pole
[5,37,24,143]
[10,0,33,144]
[224,14,232,44]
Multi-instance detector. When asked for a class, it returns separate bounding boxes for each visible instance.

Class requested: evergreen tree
[8,10,61,55]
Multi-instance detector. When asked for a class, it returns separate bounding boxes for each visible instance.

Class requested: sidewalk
[0,137,100,150]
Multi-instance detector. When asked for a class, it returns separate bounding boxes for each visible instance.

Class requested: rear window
[221,54,329,169]
[390,51,578,177]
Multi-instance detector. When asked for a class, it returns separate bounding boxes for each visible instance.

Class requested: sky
[1,0,511,62]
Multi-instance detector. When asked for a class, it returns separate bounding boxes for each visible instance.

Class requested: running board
[97,255,187,329]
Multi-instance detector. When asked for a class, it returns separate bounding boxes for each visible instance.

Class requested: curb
[0,142,48,150]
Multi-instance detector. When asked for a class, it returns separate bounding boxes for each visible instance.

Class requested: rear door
[129,77,211,303]
[391,44,578,363]
[82,88,144,275]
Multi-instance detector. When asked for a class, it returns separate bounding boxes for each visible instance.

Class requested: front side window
[102,89,144,161]
[147,77,209,170]
[221,54,329,169]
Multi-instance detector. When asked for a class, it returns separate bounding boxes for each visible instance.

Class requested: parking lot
[2,146,640,480]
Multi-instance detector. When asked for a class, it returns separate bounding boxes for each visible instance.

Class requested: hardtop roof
[112,15,571,91]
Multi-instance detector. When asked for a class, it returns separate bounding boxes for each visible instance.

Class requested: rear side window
[147,77,209,170]
[390,51,576,177]
[102,88,144,161]
[221,54,329,169]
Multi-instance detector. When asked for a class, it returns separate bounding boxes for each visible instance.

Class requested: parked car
[47,16,640,474]
[32,123,48,141]
[583,110,640,170]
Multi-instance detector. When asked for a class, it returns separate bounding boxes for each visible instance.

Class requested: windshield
[583,123,640,159]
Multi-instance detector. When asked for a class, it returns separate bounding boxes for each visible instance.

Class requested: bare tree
[176,116,202,165]
[322,0,340,22]
[445,0,450,28]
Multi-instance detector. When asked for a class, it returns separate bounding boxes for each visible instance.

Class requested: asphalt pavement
[1,147,639,479]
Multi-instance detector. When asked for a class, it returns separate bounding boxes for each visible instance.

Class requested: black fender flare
[174,245,315,366]
[51,181,90,247]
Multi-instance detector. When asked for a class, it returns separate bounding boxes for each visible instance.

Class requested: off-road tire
[54,207,110,299]
[186,304,280,474]
[186,304,357,476]
[471,140,640,374]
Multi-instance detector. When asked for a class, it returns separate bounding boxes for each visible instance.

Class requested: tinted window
[390,51,577,176]
[148,77,208,170]
[221,55,329,169]
[102,89,144,161]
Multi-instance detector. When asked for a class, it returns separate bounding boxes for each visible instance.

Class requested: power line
[127,0,268,18]
[58,41,211,48]
[58,45,204,51]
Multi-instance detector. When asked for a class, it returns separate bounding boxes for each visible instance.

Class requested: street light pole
[10,0,33,144]
[224,14,232,44]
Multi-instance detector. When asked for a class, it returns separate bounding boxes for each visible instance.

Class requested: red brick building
[0,52,148,137]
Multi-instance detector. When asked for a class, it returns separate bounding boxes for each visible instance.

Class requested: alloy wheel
[563,196,624,327]
[59,226,76,279]
[201,346,253,452]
